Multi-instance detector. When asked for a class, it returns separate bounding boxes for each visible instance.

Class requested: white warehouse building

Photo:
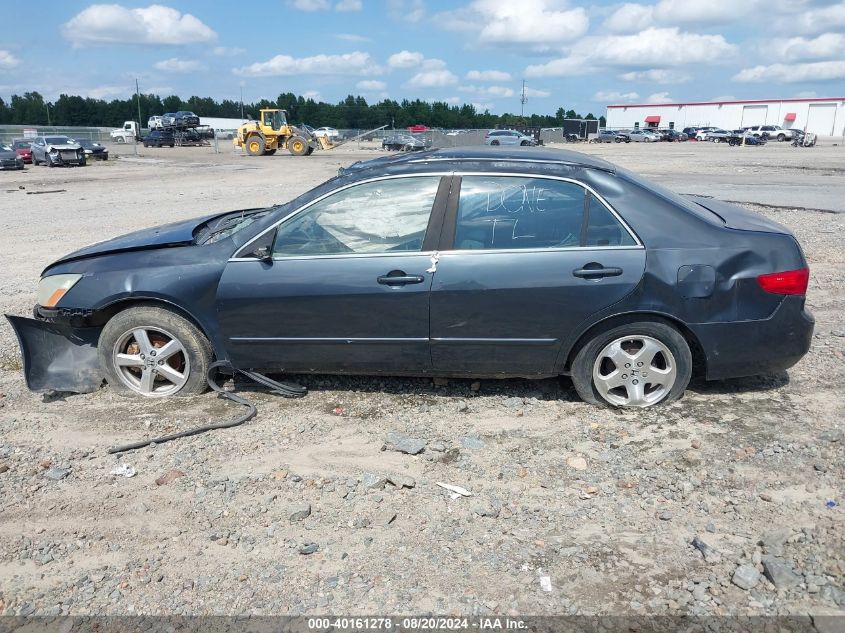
[605,97,845,139]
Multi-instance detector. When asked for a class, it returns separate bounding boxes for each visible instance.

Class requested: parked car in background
[313,127,339,139]
[484,130,537,146]
[705,129,731,142]
[142,130,176,148]
[0,142,25,170]
[727,130,766,146]
[74,139,109,160]
[650,129,670,141]
[694,127,717,141]
[382,133,428,151]
[174,111,200,127]
[744,125,795,142]
[161,113,177,127]
[628,130,660,142]
[148,116,164,130]
[407,124,429,132]
[9,147,814,409]
[595,130,627,143]
[664,130,688,142]
[11,139,32,163]
[31,136,85,166]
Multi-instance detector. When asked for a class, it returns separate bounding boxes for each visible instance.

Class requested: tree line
[0,91,606,130]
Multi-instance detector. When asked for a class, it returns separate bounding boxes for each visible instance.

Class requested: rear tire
[777,133,785,142]
[490,140,500,146]
[571,320,692,408]
[99,306,212,398]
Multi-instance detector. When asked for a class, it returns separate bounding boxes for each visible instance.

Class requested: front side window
[454,176,636,250]
[273,176,441,257]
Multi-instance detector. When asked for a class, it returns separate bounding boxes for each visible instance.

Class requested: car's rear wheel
[99,306,212,398]
[490,140,500,146]
[571,321,692,408]
[777,133,785,142]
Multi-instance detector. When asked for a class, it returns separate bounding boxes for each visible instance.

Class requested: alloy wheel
[592,335,677,407]
[112,326,191,397]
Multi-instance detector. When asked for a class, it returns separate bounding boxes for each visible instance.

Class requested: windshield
[45,136,71,144]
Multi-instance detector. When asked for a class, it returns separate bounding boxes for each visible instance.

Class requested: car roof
[340,146,617,176]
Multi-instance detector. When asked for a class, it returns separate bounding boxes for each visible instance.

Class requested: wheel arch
[95,297,216,354]
[561,311,706,377]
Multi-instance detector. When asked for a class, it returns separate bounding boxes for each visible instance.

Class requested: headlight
[37,274,82,308]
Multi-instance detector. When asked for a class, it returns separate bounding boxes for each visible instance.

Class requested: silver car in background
[484,130,537,146]
[30,135,86,167]
[628,130,660,142]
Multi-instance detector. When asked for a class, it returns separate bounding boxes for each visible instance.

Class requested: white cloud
[335,0,362,10]
[235,51,381,76]
[474,0,589,47]
[524,87,550,97]
[733,60,845,83]
[303,90,322,100]
[356,79,387,91]
[472,101,495,112]
[84,85,131,99]
[388,50,425,68]
[711,95,737,102]
[606,0,762,32]
[335,33,371,42]
[774,2,845,35]
[289,0,329,9]
[62,4,216,46]
[619,69,691,84]
[525,28,736,77]
[387,0,425,22]
[0,49,19,69]
[460,84,515,97]
[603,3,655,33]
[765,33,845,62]
[213,46,245,57]
[592,90,640,103]
[406,69,459,88]
[645,92,673,103]
[466,69,512,81]
[794,90,817,98]
[154,58,204,73]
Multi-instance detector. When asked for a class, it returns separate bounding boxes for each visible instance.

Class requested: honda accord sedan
[7,147,813,407]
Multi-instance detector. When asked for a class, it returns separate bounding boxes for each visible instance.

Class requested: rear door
[430,174,646,375]
[216,174,450,373]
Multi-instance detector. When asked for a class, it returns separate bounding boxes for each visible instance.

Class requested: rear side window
[586,195,636,246]
[454,176,636,250]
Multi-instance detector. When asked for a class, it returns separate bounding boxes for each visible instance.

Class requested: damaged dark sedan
[7,147,813,407]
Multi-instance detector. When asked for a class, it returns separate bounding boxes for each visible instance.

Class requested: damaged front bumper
[6,312,104,393]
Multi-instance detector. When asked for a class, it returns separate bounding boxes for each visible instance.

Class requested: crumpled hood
[44,213,222,272]
[46,142,81,150]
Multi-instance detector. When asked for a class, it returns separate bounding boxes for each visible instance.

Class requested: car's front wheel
[99,306,212,397]
[571,321,692,407]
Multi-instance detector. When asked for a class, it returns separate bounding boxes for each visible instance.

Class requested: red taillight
[757,267,809,296]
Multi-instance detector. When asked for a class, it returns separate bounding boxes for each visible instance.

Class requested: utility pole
[45,102,51,127]
[135,78,142,131]
[520,80,527,118]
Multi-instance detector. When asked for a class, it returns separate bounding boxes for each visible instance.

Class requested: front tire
[99,306,212,398]
[289,136,308,156]
[245,135,265,156]
[777,133,785,142]
[571,321,692,408]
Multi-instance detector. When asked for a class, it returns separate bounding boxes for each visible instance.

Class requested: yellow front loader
[234,108,334,156]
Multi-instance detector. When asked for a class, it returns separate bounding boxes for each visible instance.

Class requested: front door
[216,175,448,373]
[430,175,646,375]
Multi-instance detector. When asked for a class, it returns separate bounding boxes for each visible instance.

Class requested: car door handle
[573,265,623,279]
[377,272,425,286]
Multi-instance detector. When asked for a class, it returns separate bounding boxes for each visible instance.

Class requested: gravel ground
[0,141,842,619]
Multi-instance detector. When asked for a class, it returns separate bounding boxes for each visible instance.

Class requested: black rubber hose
[106,361,304,454]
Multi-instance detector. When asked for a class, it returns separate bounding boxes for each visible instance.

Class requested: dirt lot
[0,140,843,619]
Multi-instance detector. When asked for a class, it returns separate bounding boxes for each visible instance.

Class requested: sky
[1,0,845,116]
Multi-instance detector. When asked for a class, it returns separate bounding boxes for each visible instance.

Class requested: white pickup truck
[110,121,140,143]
